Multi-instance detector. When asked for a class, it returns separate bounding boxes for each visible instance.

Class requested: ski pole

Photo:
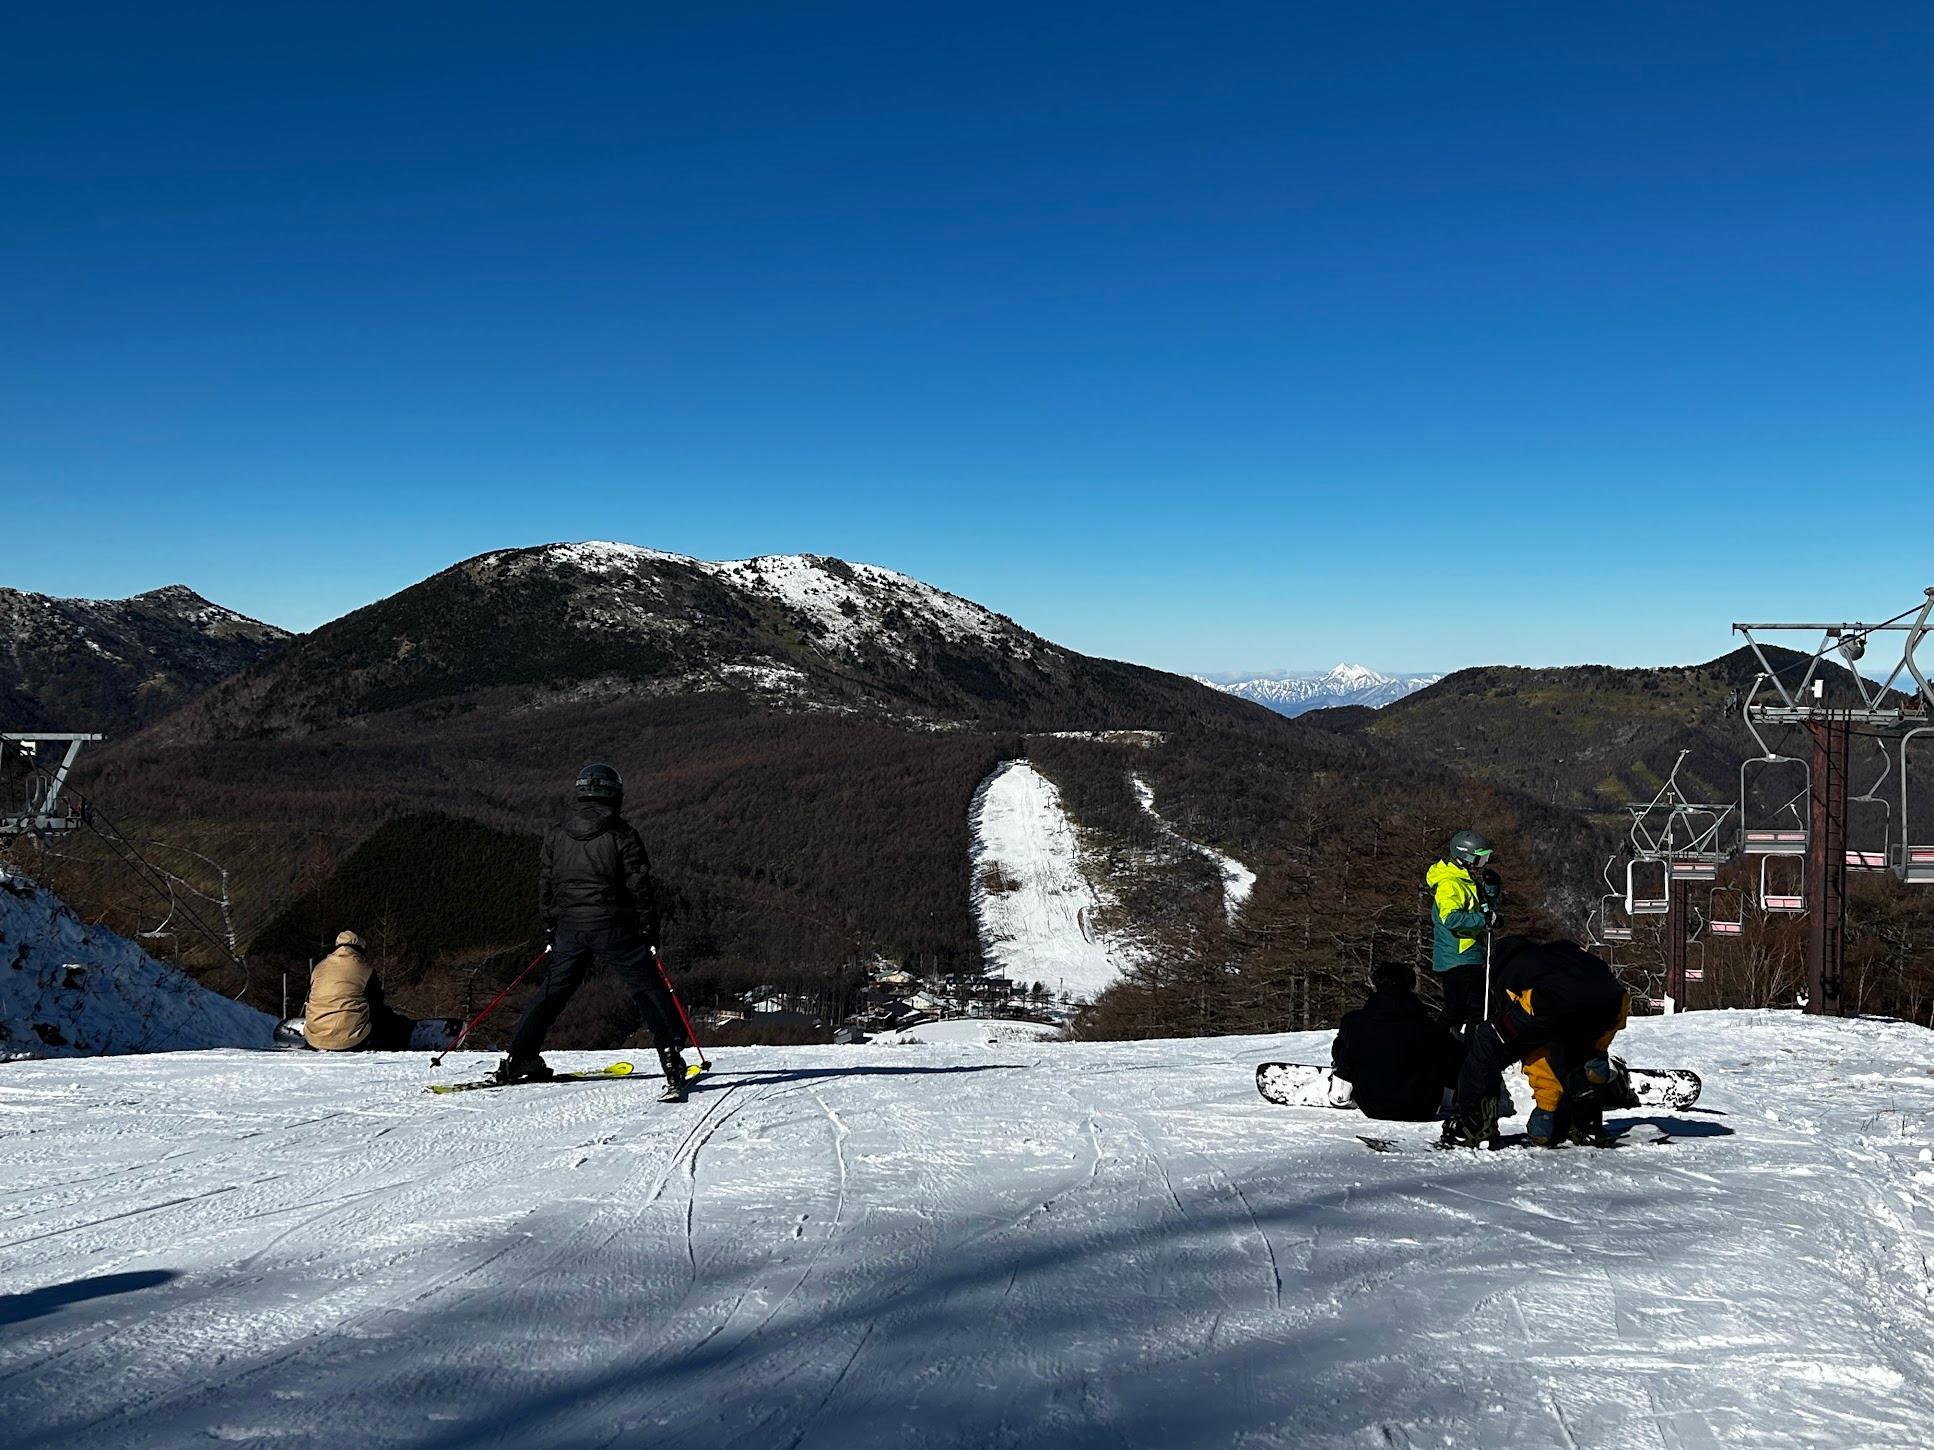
[1481,928,1493,1027]
[431,945,550,1067]
[652,947,711,1071]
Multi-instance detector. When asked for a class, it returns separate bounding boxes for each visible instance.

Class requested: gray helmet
[574,762,623,803]
[1446,829,1494,867]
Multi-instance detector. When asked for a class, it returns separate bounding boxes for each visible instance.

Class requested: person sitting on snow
[1440,936,1633,1149]
[1331,962,1465,1121]
[1426,829,1504,1035]
[303,930,417,1051]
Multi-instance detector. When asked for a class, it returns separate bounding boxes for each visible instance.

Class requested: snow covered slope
[0,874,273,1058]
[1131,774,1255,919]
[1200,664,1443,717]
[970,759,1140,1000]
[3,1011,1932,1448]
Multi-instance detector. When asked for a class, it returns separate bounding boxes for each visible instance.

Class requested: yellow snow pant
[1519,993,1631,1112]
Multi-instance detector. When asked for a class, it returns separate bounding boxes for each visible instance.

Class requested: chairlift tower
[1,733,102,837]
[1734,588,1934,1016]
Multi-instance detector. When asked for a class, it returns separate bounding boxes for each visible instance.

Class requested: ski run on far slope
[969,759,1140,1002]
[1130,774,1255,919]
[4,1012,1934,1447]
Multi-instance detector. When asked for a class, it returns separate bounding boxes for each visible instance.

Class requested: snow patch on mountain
[485,541,1035,667]
[709,554,1029,664]
[1129,775,1255,919]
[0,872,274,1058]
[1200,664,1443,717]
[969,760,1140,1001]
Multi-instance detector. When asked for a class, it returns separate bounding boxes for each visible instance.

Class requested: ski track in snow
[969,760,1139,1003]
[3,1013,1934,1447]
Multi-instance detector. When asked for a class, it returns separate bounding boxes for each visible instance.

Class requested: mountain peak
[1199,666,1442,718]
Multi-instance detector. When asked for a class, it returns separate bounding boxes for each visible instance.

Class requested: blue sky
[4,2,1930,674]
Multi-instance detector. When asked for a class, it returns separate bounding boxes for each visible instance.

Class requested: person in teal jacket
[1427,829,1502,1033]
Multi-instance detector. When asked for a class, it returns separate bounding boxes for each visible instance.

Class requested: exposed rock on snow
[1130,774,1255,919]
[0,873,272,1058]
[969,759,1140,1001]
[3,1012,1933,1446]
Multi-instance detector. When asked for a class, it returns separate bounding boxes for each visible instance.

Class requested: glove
[542,921,556,948]
[1481,903,1501,929]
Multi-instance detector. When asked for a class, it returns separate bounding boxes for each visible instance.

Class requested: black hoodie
[539,800,658,939]
[1331,985,1465,1121]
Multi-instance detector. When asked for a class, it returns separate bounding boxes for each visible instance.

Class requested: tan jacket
[304,944,379,1050]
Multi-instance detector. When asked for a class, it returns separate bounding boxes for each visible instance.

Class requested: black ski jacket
[1495,938,1627,1032]
[1331,986,1464,1121]
[539,802,659,940]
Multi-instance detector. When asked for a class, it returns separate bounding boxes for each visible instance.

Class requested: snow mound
[0,873,273,1058]
[970,759,1140,1001]
[867,1017,1067,1046]
[3,1011,1933,1446]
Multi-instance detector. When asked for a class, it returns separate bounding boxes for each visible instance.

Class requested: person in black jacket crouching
[1331,961,1465,1121]
[492,762,691,1101]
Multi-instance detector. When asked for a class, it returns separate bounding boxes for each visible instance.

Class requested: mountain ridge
[0,583,289,734]
[154,540,1287,741]
[1197,663,1443,717]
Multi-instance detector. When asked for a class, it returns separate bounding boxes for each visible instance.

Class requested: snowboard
[428,1061,635,1095]
[275,1017,464,1052]
[1256,1061,1702,1111]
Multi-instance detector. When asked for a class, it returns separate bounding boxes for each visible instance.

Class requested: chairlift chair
[1898,726,1934,885]
[1668,859,1718,883]
[1760,855,1806,913]
[1599,893,1635,942]
[1740,755,1811,856]
[1626,858,1670,916]
[1843,744,1895,872]
[1708,886,1745,937]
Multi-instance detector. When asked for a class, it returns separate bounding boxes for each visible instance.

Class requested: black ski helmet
[1446,829,1494,867]
[574,762,623,803]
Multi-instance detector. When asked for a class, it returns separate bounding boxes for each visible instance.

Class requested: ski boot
[656,1045,689,1104]
[1565,1104,1615,1147]
[1438,1095,1501,1150]
[489,1053,553,1086]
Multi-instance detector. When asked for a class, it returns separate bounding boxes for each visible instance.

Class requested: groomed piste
[3,1011,1933,1448]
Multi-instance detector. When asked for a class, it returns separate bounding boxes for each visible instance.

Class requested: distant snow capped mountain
[1198,664,1442,717]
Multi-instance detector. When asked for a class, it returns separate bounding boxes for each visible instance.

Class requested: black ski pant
[508,925,684,1061]
[1437,962,1490,1033]
[356,1008,418,1052]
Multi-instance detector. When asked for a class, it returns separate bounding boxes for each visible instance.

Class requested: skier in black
[1440,936,1632,1149]
[1331,962,1465,1121]
[492,763,691,1101]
